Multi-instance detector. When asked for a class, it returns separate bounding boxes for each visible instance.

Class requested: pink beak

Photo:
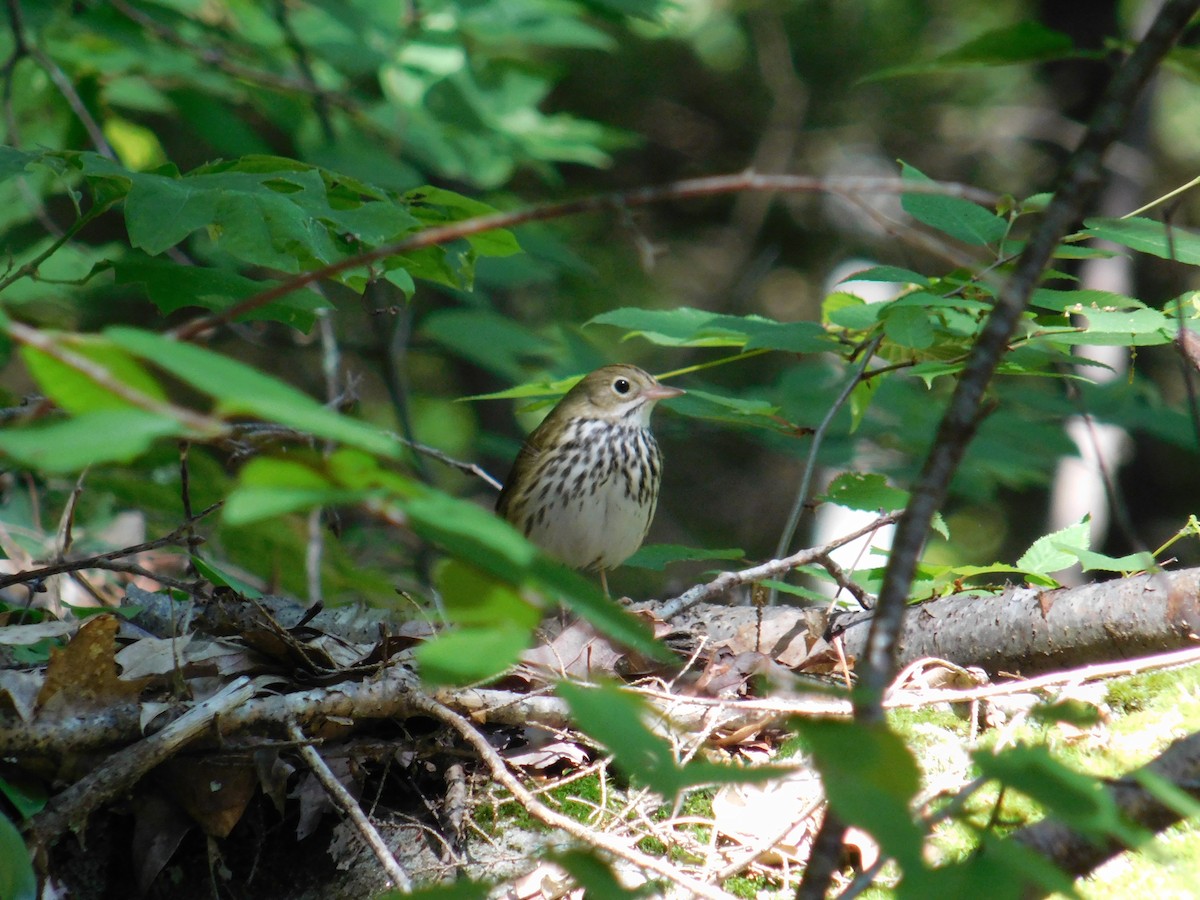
[645,383,685,401]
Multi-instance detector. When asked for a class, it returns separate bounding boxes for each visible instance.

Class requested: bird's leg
[599,569,609,597]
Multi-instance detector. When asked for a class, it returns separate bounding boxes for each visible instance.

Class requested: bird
[496,365,684,595]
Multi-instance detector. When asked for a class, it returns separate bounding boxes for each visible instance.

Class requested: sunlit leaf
[797,718,924,870]
[1016,517,1089,576]
[974,744,1147,846]
[417,623,533,685]
[561,682,787,802]
[105,327,400,457]
[623,544,745,571]
[901,163,1007,247]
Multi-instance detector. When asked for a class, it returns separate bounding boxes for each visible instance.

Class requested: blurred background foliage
[2,0,1199,608]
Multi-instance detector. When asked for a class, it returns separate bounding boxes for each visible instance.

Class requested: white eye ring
[613,378,631,395]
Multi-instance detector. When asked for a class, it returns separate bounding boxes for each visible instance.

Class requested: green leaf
[20,339,168,414]
[0,811,36,900]
[822,472,909,512]
[974,744,1147,846]
[1084,216,1200,265]
[902,835,1074,899]
[555,849,659,899]
[421,309,557,380]
[405,492,538,583]
[1016,517,1090,576]
[1131,768,1200,820]
[111,255,329,331]
[530,558,667,661]
[882,304,935,349]
[669,389,782,430]
[1061,547,1156,573]
[868,22,1077,80]
[841,265,930,286]
[797,718,924,869]
[901,162,1007,246]
[191,555,263,598]
[416,623,532,685]
[435,559,541,630]
[0,146,34,183]
[623,544,744,571]
[463,373,583,402]
[0,409,183,471]
[1029,698,1103,728]
[560,682,787,802]
[224,457,375,525]
[0,775,46,819]
[105,327,399,457]
[589,307,831,353]
[1029,288,1143,312]
[405,185,521,257]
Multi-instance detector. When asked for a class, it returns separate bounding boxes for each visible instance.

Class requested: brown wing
[495,425,550,521]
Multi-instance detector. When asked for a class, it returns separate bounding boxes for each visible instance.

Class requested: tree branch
[170,174,999,340]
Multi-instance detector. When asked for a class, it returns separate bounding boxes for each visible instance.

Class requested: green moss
[723,873,766,898]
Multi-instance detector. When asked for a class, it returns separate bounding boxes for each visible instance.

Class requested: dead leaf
[0,669,43,722]
[504,735,590,771]
[37,615,146,716]
[520,620,625,679]
[155,756,258,838]
[712,769,824,866]
[114,633,192,680]
[844,825,880,871]
[131,791,193,893]
[0,620,77,644]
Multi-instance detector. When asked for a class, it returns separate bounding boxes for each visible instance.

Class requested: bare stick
[286,720,413,892]
[656,513,898,620]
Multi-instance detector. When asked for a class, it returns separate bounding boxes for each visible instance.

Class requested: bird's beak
[645,383,685,401]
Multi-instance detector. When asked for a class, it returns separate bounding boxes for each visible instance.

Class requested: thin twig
[770,334,884,604]
[5,0,115,159]
[53,471,86,562]
[169,174,1000,341]
[286,720,413,892]
[0,501,222,590]
[713,798,825,881]
[655,513,899,620]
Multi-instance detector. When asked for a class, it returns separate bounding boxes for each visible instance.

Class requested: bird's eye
[613,378,631,395]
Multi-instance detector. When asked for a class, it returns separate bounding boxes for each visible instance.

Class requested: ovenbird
[497,365,685,594]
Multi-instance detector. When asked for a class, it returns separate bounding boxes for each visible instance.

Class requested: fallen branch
[25,676,255,849]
